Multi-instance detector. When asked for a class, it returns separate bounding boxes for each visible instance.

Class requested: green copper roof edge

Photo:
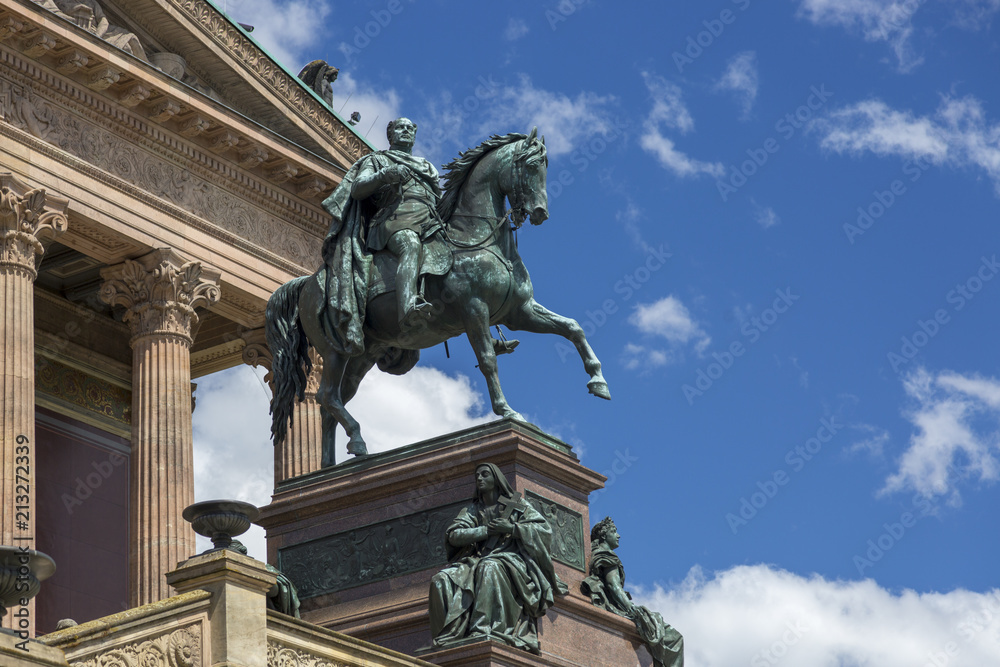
[200,0,375,152]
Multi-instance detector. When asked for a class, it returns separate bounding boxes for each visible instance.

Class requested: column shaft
[0,175,67,636]
[101,248,220,608]
[129,333,197,605]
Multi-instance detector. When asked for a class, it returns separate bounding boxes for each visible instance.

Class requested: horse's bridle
[443,138,535,250]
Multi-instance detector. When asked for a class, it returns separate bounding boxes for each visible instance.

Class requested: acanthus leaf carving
[0,173,69,275]
[150,98,181,122]
[73,625,202,667]
[57,50,90,74]
[100,248,221,344]
[267,641,349,667]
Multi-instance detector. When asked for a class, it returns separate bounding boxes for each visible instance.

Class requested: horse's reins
[441,141,530,251]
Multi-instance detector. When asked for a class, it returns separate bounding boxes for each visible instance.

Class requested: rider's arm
[351,159,403,200]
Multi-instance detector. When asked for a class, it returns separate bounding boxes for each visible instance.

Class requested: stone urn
[0,546,56,619]
[182,500,259,552]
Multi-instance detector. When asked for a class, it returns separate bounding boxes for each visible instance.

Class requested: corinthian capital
[0,173,68,277]
[100,248,221,345]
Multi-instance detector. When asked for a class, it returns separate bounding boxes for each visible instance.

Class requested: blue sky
[193,1,1000,663]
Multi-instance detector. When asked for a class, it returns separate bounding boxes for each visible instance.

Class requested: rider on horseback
[337,117,442,325]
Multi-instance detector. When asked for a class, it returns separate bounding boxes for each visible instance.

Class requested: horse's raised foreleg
[463,301,525,421]
[316,353,369,458]
[504,299,611,400]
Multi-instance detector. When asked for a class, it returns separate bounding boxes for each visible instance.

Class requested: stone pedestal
[0,173,68,635]
[100,248,221,607]
[258,420,654,667]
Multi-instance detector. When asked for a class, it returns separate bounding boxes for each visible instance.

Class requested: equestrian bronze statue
[265,120,610,464]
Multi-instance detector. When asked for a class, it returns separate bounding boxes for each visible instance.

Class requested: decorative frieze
[277,502,466,599]
[35,356,131,426]
[267,642,349,667]
[525,490,586,571]
[73,625,202,667]
[0,73,321,269]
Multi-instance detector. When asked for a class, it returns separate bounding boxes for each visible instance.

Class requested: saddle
[367,232,453,300]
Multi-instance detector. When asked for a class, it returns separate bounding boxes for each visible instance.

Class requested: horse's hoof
[347,438,369,457]
[588,381,611,400]
[502,410,526,422]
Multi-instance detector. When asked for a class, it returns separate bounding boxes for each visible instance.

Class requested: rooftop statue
[582,518,684,667]
[265,119,610,463]
[297,60,339,107]
[428,463,567,653]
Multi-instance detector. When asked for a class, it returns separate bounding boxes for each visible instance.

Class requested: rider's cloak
[317,150,441,355]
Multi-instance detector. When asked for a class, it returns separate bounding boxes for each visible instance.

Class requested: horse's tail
[265,276,312,448]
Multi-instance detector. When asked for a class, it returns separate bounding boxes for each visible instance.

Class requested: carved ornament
[100,248,221,345]
[267,642,348,667]
[0,172,68,277]
[74,625,202,667]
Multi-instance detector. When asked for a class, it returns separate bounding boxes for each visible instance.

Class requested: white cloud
[949,0,1000,29]
[796,0,926,72]
[639,72,723,178]
[192,364,491,559]
[881,368,1000,503]
[849,423,891,457]
[635,564,1000,666]
[472,74,619,157]
[503,17,529,41]
[630,296,708,346]
[812,95,1000,194]
[221,0,332,71]
[715,51,759,118]
[622,342,674,371]
[751,200,780,229]
[327,72,403,150]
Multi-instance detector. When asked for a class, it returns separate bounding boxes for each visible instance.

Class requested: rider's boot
[394,234,432,327]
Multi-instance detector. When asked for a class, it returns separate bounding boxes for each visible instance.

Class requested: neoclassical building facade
[0,0,361,634]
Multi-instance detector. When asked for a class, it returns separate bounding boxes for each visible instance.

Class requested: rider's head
[387,118,417,150]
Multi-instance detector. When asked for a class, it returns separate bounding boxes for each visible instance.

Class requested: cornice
[0,0,344,222]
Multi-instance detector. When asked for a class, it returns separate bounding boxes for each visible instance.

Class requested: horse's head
[508,127,549,227]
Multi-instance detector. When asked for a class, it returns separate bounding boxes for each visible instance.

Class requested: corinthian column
[240,329,324,483]
[0,174,67,635]
[100,249,220,607]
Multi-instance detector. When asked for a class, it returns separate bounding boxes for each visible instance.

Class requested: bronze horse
[265,129,610,464]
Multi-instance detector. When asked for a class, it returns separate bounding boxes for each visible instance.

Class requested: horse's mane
[437,132,528,222]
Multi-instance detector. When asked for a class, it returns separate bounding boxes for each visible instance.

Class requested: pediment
[19,0,367,167]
